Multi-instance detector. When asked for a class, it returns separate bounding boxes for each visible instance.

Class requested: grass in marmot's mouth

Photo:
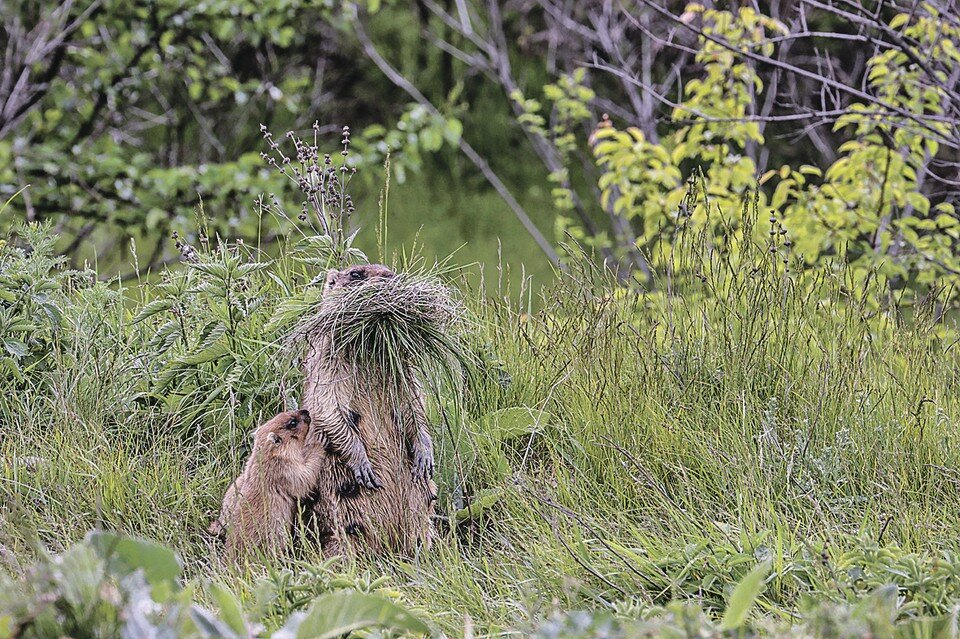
[295,274,476,390]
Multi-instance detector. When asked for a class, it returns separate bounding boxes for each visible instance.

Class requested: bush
[0,531,429,639]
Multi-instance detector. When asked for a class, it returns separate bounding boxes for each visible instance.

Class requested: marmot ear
[326,269,338,289]
[269,432,282,445]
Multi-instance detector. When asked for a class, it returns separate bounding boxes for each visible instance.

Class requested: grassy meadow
[2,204,960,638]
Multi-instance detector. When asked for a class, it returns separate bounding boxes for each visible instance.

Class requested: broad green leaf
[889,13,909,29]
[719,560,770,630]
[898,611,959,639]
[454,487,506,524]
[208,583,249,637]
[282,591,429,639]
[420,127,442,152]
[3,340,28,358]
[54,543,105,613]
[133,299,174,323]
[88,531,182,588]
[188,262,231,279]
[237,261,272,277]
[443,118,463,144]
[188,605,242,639]
[181,338,232,365]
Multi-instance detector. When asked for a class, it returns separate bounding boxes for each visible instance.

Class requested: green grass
[1,217,960,637]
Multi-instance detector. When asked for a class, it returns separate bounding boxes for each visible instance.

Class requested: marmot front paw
[351,459,382,489]
[411,449,434,479]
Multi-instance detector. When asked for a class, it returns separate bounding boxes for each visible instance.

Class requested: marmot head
[253,409,312,455]
[324,264,396,294]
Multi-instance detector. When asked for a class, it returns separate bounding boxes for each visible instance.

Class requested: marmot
[303,264,437,557]
[209,409,320,561]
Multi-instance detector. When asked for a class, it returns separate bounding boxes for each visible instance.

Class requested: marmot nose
[299,409,311,424]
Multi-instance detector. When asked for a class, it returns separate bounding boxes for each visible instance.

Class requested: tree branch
[352,15,561,267]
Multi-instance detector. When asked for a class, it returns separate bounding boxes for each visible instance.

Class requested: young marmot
[303,264,437,557]
[209,409,320,561]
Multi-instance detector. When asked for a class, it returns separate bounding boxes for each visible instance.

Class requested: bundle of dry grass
[294,273,474,389]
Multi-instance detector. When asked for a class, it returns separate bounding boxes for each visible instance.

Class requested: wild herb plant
[259,123,367,269]
[0,223,68,381]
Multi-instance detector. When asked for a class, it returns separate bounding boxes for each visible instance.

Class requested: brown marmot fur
[209,409,320,561]
[303,264,437,557]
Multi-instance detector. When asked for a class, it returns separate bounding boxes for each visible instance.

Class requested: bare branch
[352,14,562,267]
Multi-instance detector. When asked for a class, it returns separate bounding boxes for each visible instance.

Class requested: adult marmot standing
[302,264,439,557]
[209,409,320,561]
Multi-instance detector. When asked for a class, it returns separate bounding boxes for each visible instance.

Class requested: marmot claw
[352,462,382,490]
[411,451,434,479]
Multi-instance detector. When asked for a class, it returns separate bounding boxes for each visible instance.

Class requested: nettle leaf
[133,299,174,323]
[194,279,229,298]
[189,261,231,280]
[180,339,232,365]
[149,320,182,352]
[344,247,368,263]
[182,323,229,364]
[3,339,28,358]
[267,290,322,331]
[236,261,272,278]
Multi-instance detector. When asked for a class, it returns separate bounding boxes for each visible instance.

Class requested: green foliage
[9,532,958,639]
[0,532,428,639]
[353,103,465,185]
[514,4,960,309]
[2,218,960,637]
[275,591,429,639]
[134,240,298,440]
[0,223,68,380]
[774,3,960,291]
[0,0,469,276]
[719,560,770,630]
[531,589,952,639]
[513,69,597,220]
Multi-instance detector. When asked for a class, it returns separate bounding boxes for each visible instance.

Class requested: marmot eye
[349,270,363,280]
[286,418,299,429]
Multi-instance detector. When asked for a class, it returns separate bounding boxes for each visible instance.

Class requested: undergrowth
[1,188,959,636]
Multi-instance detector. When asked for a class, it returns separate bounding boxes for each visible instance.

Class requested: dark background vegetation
[4,0,958,292]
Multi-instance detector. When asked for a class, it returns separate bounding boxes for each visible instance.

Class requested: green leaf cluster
[521,4,960,309]
[0,532,429,639]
